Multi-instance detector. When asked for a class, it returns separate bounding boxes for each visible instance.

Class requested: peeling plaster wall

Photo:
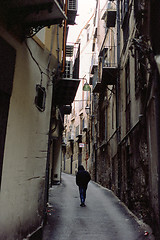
[0,28,55,239]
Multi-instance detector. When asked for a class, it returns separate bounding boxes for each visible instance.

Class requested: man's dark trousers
[79,186,86,204]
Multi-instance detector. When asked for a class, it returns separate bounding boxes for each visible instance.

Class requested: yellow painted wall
[0,25,61,239]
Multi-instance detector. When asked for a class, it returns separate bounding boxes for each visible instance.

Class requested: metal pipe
[57,25,60,67]
[61,0,68,73]
[116,0,121,198]
[116,0,120,144]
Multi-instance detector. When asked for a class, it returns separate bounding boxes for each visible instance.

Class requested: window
[134,48,147,95]
[87,27,90,42]
[121,0,129,52]
[80,115,83,135]
[100,106,106,141]
[122,14,129,52]
[75,125,79,137]
[35,85,46,112]
[85,24,90,42]
[99,97,107,142]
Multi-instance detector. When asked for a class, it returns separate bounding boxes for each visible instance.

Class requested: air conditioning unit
[67,0,77,25]
[68,0,77,11]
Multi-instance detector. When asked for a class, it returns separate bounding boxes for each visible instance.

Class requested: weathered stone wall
[96,121,152,228]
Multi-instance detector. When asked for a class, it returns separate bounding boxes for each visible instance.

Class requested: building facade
[62,1,97,174]
[0,1,78,239]
[90,0,160,238]
[63,0,160,238]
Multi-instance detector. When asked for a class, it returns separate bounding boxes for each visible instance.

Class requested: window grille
[64,61,73,78]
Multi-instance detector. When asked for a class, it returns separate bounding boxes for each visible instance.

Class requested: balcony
[62,136,67,147]
[82,119,88,132]
[9,0,63,8]
[68,132,74,141]
[101,46,118,85]
[93,48,118,91]
[54,78,80,105]
[93,82,103,93]
[102,63,118,85]
[24,1,67,27]
[75,125,82,138]
[90,54,98,74]
[91,70,102,93]
[99,47,108,57]
[0,0,66,36]
[59,105,72,115]
[54,43,80,106]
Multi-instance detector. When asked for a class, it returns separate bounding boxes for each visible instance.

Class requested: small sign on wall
[79,143,85,148]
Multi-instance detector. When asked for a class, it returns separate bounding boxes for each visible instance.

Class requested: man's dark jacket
[76,165,91,188]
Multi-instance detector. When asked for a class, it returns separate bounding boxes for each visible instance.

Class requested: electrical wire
[25,40,52,85]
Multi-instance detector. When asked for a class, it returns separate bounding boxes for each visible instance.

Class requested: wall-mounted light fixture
[82,77,91,91]
[83,82,91,91]
[85,104,90,115]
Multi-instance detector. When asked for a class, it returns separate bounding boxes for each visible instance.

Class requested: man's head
[78,165,85,171]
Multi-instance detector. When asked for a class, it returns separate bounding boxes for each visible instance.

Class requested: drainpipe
[61,0,68,73]
[116,0,121,198]
[57,25,60,68]
[47,25,60,188]
[43,15,62,223]
[43,25,55,222]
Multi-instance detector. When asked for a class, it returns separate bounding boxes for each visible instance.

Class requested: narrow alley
[42,173,153,240]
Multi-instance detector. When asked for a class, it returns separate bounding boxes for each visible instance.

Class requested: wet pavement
[42,173,154,240]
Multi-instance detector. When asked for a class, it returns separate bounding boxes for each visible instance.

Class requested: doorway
[0,37,16,187]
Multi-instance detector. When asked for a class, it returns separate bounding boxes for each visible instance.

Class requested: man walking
[76,165,91,207]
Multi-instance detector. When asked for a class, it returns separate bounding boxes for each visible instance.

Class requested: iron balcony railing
[102,46,117,68]
[90,53,98,74]
[92,46,118,91]
[68,131,74,141]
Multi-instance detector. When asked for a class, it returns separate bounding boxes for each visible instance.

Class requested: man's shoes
[80,203,86,207]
